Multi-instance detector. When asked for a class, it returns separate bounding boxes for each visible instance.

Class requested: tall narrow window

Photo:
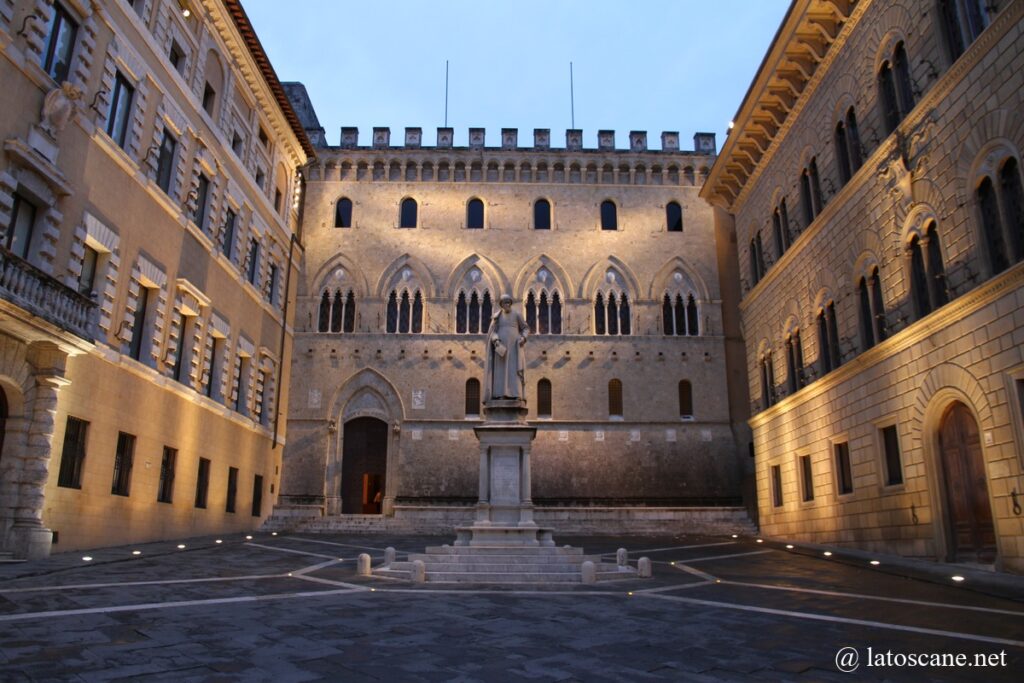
[749,233,766,285]
[678,380,693,418]
[255,370,268,424]
[157,447,176,503]
[550,293,561,334]
[412,291,423,333]
[1000,158,1024,265]
[111,432,135,497]
[785,331,803,395]
[129,286,153,361]
[858,277,875,350]
[106,72,134,149]
[400,198,417,228]
[266,264,279,305]
[817,303,840,375]
[171,311,191,383]
[6,192,37,260]
[893,43,915,119]
[537,379,552,418]
[800,455,814,502]
[468,292,481,333]
[771,465,783,508]
[925,224,948,309]
[869,268,887,343]
[344,291,356,333]
[156,128,177,194]
[772,206,789,258]
[41,3,78,83]
[79,245,99,296]
[608,379,623,418]
[881,424,903,486]
[193,173,210,231]
[809,158,823,213]
[456,292,468,334]
[835,441,853,494]
[846,108,863,172]
[534,199,551,229]
[386,291,398,333]
[330,291,344,333]
[663,294,674,335]
[760,353,775,409]
[246,239,260,285]
[800,167,815,226]
[835,120,852,184]
[226,466,238,513]
[600,200,617,230]
[205,336,225,401]
[57,416,88,489]
[195,457,210,508]
[826,302,841,370]
[319,292,331,332]
[686,294,698,335]
[878,59,900,134]
[202,83,216,115]
[594,293,606,335]
[465,378,481,417]
[335,197,353,228]
[940,0,968,61]
[467,198,484,229]
[252,475,264,517]
[666,201,683,232]
[909,235,932,318]
[221,209,236,259]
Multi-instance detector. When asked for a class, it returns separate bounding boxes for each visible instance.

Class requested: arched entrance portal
[938,402,996,563]
[341,417,388,514]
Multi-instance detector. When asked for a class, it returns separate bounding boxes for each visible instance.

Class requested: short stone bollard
[616,548,629,567]
[638,557,652,578]
[411,559,426,583]
[581,560,596,584]
[357,553,372,576]
[384,547,396,565]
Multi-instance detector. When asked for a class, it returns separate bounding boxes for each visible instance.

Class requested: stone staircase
[375,545,633,584]
[0,551,19,563]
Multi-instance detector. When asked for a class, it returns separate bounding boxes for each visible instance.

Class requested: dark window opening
[608,379,623,417]
[534,199,551,229]
[107,72,134,149]
[156,128,177,194]
[111,431,135,497]
[226,466,238,513]
[194,173,210,231]
[600,200,617,230]
[57,416,88,489]
[41,4,78,83]
[666,201,683,232]
[335,198,353,228]
[800,455,814,502]
[202,83,216,115]
[252,475,264,517]
[400,198,417,228]
[771,465,783,507]
[6,192,37,260]
[835,441,853,495]
[678,380,693,417]
[157,446,176,503]
[537,378,552,418]
[465,378,481,417]
[467,198,484,229]
[881,424,903,486]
[195,457,210,508]
[129,286,153,361]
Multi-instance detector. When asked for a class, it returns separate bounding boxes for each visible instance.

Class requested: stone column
[9,342,69,559]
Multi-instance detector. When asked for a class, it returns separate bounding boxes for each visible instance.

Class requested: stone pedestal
[454,399,554,547]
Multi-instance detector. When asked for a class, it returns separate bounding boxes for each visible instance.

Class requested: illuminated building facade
[704,0,1024,571]
[276,122,755,530]
[0,0,312,557]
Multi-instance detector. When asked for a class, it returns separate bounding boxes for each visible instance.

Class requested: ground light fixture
[731,534,738,538]
[177,544,186,549]
[215,539,223,544]
[785,544,794,549]
[132,550,141,556]
[823,551,833,557]
[245,535,253,540]
[870,560,880,566]
[952,575,965,582]
[755,539,763,543]
[82,556,92,561]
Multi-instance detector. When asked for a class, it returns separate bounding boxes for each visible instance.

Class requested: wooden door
[938,402,997,563]
[341,417,387,515]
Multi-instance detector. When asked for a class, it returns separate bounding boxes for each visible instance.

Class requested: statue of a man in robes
[483,294,529,403]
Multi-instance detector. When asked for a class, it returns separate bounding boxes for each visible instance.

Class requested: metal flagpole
[570,62,575,129]
[445,60,449,127]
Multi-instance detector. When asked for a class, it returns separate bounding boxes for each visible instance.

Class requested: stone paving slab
[1,531,1023,681]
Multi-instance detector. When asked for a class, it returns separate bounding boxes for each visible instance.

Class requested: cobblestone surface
[1,532,1022,681]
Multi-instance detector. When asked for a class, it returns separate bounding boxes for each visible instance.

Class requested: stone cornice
[748,260,1024,429]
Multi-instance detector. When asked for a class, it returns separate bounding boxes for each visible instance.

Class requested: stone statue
[483,294,529,403]
[40,82,82,137]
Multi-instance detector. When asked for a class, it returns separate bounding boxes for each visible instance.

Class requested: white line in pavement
[683,550,773,564]
[0,574,283,594]
[633,581,717,594]
[291,574,364,589]
[246,542,350,560]
[291,558,344,576]
[0,588,369,623]
[618,542,738,555]
[640,593,1024,648]
[671,563,718,582]
[280,537,397,552]
[722,580,1024,617]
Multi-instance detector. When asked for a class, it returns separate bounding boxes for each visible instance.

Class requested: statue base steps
[374,545,634,584]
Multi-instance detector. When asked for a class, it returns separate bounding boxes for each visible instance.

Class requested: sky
[243,0,790,151]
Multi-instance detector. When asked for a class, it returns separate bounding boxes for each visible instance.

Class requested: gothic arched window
[387,288,423,333]
[662,292,699,336]
[456,290,492,334]
[318,289,355,333]
[977,158,1024,276]
[785,331,804,394]
[595,291,629,335]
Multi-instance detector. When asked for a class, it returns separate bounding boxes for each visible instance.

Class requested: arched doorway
[938,402,996,563]
[341,417,388,514]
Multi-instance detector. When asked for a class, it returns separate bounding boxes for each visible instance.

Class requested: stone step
[422,545,585,556]
[427,571,584,583]
[391,561,585,573]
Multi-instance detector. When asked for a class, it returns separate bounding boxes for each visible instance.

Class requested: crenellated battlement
[333,127,717,155]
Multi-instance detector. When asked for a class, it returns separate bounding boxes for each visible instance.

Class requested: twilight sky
[243,0,789,150]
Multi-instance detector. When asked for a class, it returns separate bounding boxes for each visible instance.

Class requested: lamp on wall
[327,419,336,434]
[89,89,109,115]
[15,12,42,38]
[177,0,193,18]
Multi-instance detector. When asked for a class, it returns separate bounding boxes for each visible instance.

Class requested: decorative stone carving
[39,82,82,137]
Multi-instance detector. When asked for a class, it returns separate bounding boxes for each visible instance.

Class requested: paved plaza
[1,532,1022,681]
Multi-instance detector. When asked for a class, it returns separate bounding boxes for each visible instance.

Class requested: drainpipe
[273,230,298,449]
